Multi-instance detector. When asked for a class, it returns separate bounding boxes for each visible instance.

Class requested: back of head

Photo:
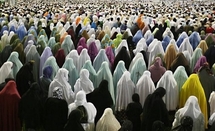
[132,93,140,103]
[172,116,193,131]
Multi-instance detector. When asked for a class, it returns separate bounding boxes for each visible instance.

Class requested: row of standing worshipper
[1,72,214,131]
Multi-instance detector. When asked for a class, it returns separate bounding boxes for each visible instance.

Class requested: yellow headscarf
[180,74,208,128]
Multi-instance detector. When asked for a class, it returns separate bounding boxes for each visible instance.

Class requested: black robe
[0,45,12,67]
[16,61,35,97]
[64,109,85,131]
[86,80,113,125]
[204,45,215,68]
[141,87,169,131]
[113,46,131,73]
[126,94,142,131]
[198,66,215,119]
[19,82,43,130]
[43,98,68,131]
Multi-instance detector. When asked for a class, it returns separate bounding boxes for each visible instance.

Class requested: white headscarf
[96,108,121,131]
[179,37,193,56]
[156,70,178,111]
[115,71,135,111]
[135,71,155,106]
[133,38,148,55]
[0,61,13,84]
[79,49,91,73]
[115,40,129,57]
[68,90,97,123]
[49,68,74,104]
[209,91,215,116]
[66,50,80,72]
[74,69,94,95]
[148,40,164,68]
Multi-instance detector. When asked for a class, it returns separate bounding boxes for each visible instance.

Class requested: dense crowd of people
[1,0,215,131]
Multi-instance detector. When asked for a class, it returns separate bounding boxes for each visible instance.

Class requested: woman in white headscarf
[209,91,215,116]
[68,90,96,131]
[74,69,94,95]
[135,71,156,107]
[179,38,193,56]
[96,108,121,131]
[79,49,91,73]
[147,40,165,68]
[156,70,179,111]
[0,61,13,84]
[172,96,205,131]
[133,38,147,55]
[66,50,79,72]
[48,68,74,104]
[115,71,135,112]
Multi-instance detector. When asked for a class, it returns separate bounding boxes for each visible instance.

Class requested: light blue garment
[189,31,201,50]
[40,47,53,77]
[61,35,75,56]
[43,56,59,80]
[96,61,115,104]
[26,45,40,83]
[113,61,127,98]
[0,25,8,37]
[190,48,202,72]
[176,32,188,47]
[82,60,97,88]
[9,25,16,33]
[16,24,27,41]
[48,37,56,49]
[93,49,110,72]
[173,66,188,96]
[130,57,147,85]
[62,58,79,91]
[162,35,171,51]
[7,51,23,79]
[133,30,143,45]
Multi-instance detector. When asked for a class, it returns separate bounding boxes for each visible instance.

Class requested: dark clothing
[16,61,35,96]
[43,98,68,131]
[113,46,131,73]
[126,102,142,131]
[170,53,191,76]
[204,45,215,68]
[86,80,113,125]
[64,109,85,131]
[141,87,169,131]
[19,83,43,130]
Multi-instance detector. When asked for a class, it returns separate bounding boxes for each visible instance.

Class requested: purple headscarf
[77,37,88,49]
[193,56,208,73]
[88,41,99,62]
[40,47,53,77]
[105,46,115,68]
